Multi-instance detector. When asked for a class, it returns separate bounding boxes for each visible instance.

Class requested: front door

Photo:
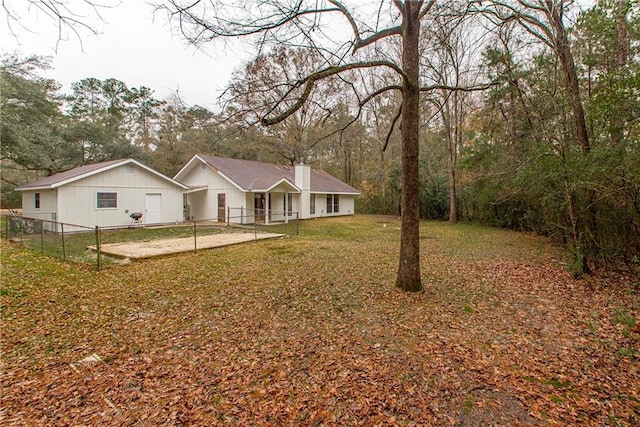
[254,193,265,223]
[145,193,162,224]
[217,193,226,222]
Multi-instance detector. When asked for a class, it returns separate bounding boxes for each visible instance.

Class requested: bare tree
[225,46,341,165]
[160,0,451,291]
[2,0,119,50]
[421,6,484,223]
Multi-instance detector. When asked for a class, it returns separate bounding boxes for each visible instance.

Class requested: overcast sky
[0,0,251,109]
[1,1,599,110]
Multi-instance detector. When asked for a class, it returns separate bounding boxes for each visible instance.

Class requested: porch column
[265,192,269,225]
[284,192,289,224]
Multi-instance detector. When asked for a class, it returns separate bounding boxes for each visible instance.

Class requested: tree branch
[328,0,402,54]
[358,85,402,107]
[261,61,405,126]
[382,105,402,152]
[418,0,437,20]
[2,0,115,52]
[420,81,500,93]
[164,0,341,43]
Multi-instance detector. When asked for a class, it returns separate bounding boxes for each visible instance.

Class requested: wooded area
[2,0,639,277]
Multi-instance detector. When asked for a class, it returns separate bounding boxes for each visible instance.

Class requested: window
[96,192,117,209]
[34,193,40,209]
[310,194,315,215]
[326,194,340,214]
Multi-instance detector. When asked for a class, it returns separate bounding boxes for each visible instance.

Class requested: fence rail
[3,213,298,270]
[227,207,299,227]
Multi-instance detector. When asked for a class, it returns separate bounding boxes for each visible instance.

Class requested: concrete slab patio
[91,232,285,260]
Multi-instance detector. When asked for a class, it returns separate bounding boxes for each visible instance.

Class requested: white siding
[187,191,207,220]
[55,164,184,228]
[312,193,356,218]
[180,163,245,221]
[179,159,357,223]
[340,195,356,216]
[21,190,58,222]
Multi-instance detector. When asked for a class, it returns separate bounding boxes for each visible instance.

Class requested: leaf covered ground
[1,216,638,425]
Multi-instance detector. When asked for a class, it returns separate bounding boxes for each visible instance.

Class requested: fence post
[193,220,197,252]
[296,212,299,236]
[95,226,101,271]
[20,218,24,246]
[227,206,230,227]
[40,220,44,253]
[61,223,66,259]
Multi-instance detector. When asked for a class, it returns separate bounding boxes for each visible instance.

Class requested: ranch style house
[175,154,360,224]
[15,155,359,229]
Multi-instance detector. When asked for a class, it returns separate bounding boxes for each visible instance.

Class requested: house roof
[308,168,361,195]
[176,155,360,194]
[15,159,188,191]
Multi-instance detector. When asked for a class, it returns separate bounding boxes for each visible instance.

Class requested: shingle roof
[200,155,296,191]
[15,160,124,190]
[309,168,361,194]
[198,155,359,194]
[15,159,188,191]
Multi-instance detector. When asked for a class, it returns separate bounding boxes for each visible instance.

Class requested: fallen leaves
[1,216,638,425]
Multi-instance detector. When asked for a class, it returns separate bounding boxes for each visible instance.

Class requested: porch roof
[255,177,300,193]
[184,185,208,194]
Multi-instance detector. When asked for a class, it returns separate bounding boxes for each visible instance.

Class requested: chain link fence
[3,212,298,270]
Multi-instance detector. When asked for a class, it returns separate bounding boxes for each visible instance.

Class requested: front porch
[227,189,298,225]
[183,179,300,225]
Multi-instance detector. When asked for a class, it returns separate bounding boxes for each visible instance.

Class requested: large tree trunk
[443,97,458,224]
[396,3,422,292]
[617,0,628,70]
[546,2,595,273]
[448,168,457,223]
[547,3,590,155]
[611,0,628,145]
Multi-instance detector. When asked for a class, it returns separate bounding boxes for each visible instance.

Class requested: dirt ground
[90,232,285,259]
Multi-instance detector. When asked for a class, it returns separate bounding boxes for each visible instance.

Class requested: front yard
[1,215,638,425]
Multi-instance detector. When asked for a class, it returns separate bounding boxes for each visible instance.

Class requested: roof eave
[310,191,360,195]
[15,185,54,192]
[173,154,207,181]
[262,178,301,193]
[18,159,188,191]
[49,159,129,189]
[129,159,188,189]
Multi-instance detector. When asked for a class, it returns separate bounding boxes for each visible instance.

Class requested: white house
[15,158,187,229]
[174,155,360,223]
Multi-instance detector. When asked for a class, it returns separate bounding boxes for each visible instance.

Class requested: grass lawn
[1,215,638,425]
